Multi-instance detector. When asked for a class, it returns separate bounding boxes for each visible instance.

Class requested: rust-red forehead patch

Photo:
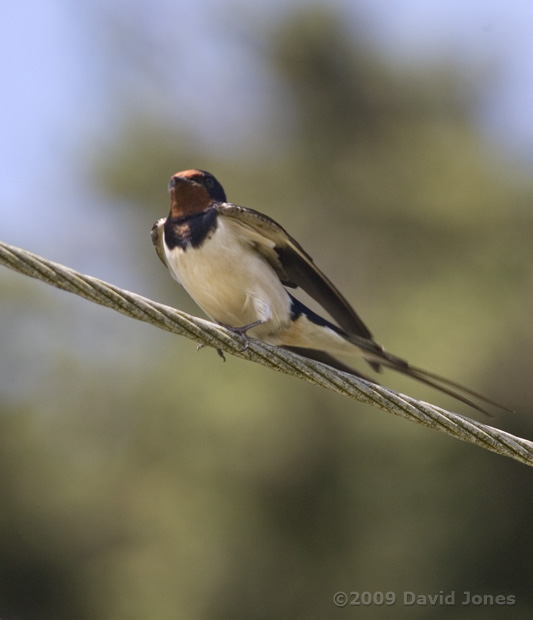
[172,169,204,180]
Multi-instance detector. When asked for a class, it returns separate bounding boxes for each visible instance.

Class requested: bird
[152,168,511,416]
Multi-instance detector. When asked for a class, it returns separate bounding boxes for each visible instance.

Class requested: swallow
[152,169,511,416]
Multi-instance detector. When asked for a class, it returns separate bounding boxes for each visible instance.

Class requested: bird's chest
[164,219,287,326]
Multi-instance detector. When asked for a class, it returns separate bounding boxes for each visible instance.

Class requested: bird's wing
[216,203,374,341]
[151,218,169,268]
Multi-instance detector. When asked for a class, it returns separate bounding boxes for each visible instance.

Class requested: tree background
[1,3,533,619]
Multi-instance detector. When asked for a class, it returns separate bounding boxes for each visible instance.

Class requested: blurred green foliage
[2,6,533,620]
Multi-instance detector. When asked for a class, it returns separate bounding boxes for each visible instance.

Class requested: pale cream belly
[164,226,292,336]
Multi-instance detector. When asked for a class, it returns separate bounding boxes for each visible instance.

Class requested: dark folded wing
[216,203,374,341]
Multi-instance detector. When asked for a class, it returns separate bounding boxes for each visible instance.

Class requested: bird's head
[168,169,227,219]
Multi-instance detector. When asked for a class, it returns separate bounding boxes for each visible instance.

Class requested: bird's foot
[217,320,264,351]
[197,343,227,362]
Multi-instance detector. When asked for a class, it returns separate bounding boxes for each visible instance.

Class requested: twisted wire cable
[1,239,531,467]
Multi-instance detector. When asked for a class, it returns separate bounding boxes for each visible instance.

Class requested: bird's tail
[281,306,512,416]
[369,349,513,417]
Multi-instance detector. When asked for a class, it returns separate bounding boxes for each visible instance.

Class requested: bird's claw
[197,321,263,359]
[217,320,264,352]
[197,342,227,361]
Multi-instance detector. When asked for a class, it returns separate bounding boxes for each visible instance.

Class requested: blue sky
[353,0,533,152]
[1,0,533,272]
